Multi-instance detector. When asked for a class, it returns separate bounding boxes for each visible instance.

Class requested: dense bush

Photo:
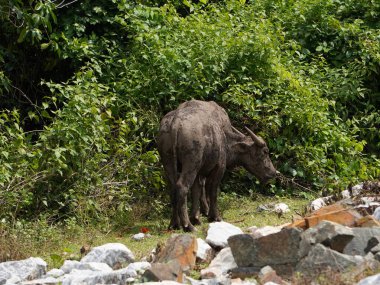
[0,0,379,224]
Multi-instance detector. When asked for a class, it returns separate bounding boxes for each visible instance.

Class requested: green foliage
[0,0,379,224]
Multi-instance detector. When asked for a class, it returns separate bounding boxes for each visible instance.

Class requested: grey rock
[80,243,135,268]
[300,220,354,254]
[228,228,302,275]
[196,238,214,263]
[0,257,47,283]
[206,222,243,248]
[201,247,237,279]
[357,273,380,285]
[142,262,182,282]
[296,243,365,276]
[343,228,380,256]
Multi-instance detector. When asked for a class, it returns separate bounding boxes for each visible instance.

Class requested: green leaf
[17,28,27,43]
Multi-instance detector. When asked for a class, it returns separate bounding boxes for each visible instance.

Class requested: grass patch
[0,193,311,269]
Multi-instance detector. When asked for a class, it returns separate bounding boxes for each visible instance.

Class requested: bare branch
[56,0,79,8]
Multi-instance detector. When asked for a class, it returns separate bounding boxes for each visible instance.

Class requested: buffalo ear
[235,141,254,153]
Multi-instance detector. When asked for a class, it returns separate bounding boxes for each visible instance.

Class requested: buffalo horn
[231,126,245,137]
[244,127,265,147]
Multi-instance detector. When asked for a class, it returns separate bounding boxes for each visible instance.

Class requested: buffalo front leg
[206,167,224,222]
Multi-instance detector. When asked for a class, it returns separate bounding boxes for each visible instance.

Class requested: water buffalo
[158,100,277,231]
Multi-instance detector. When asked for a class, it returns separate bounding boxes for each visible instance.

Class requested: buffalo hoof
[190,217,202,226]
[183,224,197,232]
[208,216,222,222]
[168,222,181,230]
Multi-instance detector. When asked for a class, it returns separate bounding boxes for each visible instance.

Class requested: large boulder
[343,228,380,256]
[0,257,47,284]
[296,243,366,277]
[201,247,237,279]
[299,220,354,254]
[80,243,135,268]
[154,234,197,273]
[206,222,243,248]
[228,228,302,275]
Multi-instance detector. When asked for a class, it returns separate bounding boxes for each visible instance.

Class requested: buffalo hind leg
[176,174,197,232]
[190,176,203,225]
[168,184,180,230]
[206,167,224,222]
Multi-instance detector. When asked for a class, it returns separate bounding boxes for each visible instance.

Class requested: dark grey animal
[158,100,277,231]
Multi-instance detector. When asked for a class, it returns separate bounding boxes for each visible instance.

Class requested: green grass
[0,193,310,269]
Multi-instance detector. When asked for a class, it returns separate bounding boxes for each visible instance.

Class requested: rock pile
[2,182,380,285]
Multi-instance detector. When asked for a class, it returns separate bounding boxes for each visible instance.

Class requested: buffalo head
[237,127,277,184]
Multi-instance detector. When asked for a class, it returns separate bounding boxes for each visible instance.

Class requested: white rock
[59,260,81,274]
[263,282,281,285]
[342,183,364,199]
[45,268,65,278]
[61,268,136,285]
[60,260,113,273]
[196,238,214,263]
[21,276,60,285]
[274,203,290,214]
[0,257,47,283]
[309,196,333,211]
[201,247,237,279]
[126,261,151,274]
[134,280,183,285]
[206,222,243,248]
[80,243,135,268]
[248,226,283,238]
[132,233,145,241]
[341,190,351,199]
[357,273,380,285]
[373,207,380,221]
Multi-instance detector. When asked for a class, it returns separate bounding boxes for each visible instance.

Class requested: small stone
[274,203,290,214]
[132,233,145,241]
[258,266,287,285]
[196,238,214,263]
[126,261,151,274]
[309,196,333,211]
[206,222,243,248]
